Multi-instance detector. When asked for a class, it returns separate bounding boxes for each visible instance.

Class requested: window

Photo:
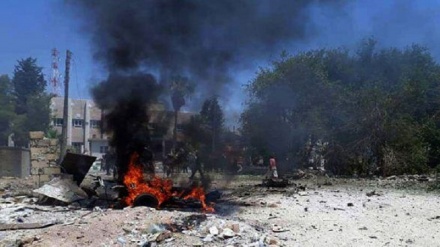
[90,120,101,128]
[72,142,82,148]
[176,124,185,133]
[71,142,82,153]
[53,118,63,126]
[72,119,84,128]
[100,146,109,154]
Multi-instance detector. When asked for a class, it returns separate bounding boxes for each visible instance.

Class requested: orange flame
[123,153,214,212]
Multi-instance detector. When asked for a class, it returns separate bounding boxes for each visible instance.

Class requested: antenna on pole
[51,48,61,96]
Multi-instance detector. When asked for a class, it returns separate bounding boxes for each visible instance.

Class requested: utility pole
[60,50,72,162]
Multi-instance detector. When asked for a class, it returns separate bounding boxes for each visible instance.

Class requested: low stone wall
[0,147,30,178]
[29,131,61,188]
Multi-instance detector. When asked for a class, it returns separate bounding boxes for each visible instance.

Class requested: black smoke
[67,0,346,95]
[92,73,162,182]
[66,0,347,180]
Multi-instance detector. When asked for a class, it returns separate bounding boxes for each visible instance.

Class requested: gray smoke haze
[66,0,346,101]
[295,1,440,58]
[64,0,440,122]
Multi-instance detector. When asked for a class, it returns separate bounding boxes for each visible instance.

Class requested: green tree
[0,75,16,146]
[242,39,440,175]
[182,114,211,151]
[12,58,47,114]
[200,96,224,152]
[11,58,51,147]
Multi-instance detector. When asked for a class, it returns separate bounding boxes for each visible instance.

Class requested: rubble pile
[1,171,440,246]
[0,177,34,198]
[116,212,280,247]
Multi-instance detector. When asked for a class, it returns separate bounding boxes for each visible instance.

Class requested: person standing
[189,151,204,179]
[266,154,278,179]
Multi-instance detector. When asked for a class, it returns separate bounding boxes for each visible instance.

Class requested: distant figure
[140,146,155,175]
[236,156,243,173]
[257,156,264,167]
[98,158,105,171]
[104,150,116,176]
[189,151,204,179]
[164,154,174,178]
[265,155,278,179]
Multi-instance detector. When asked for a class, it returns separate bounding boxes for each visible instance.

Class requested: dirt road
[1,176,439,246]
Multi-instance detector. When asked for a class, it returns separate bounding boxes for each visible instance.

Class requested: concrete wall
[0,147,30,178]
[29,131,61,188]
[90,139,108,159]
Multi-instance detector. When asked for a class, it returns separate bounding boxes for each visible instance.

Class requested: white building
[50,97,194,159]
[50,97,109,159]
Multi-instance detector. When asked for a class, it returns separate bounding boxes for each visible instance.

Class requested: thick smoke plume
[66,0,346,180]
[92,73,162,182]
[67,0,345,95]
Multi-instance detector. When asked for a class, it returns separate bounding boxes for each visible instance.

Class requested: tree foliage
[183,97,225,152]
[12,58,47,114]
[0,75,15,146]
[241,39,440,175]
[200,96,224,151]
[169,75,195,148]
[10,58,51,147]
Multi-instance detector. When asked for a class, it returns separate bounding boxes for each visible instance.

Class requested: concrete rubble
[33,176,88,204]
[0,172,439,246]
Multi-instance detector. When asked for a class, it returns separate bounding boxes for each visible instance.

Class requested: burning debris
[123,153,214,212]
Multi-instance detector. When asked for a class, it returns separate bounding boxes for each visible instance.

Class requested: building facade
[51,97,193,159]
[51,97,109,158]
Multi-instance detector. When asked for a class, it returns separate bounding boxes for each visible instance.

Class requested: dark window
[90,120,101,128]
[71,142,82,153]
[72,119,84,128]
[176,124,184,132]
[100,146,108,154]
[53,118,63,126]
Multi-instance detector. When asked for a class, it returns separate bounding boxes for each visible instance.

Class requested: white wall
[90,140,109,159]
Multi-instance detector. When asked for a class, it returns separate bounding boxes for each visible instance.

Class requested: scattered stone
[428,216,440,221]
[155,230,172,242]
[147,224,166,234]
[165,238,174,242]
[117,236,126,245]
[221,228,235,238]
[231,223,240,233]
[333,207,345,211]
[347,203,354,207]
[366,190,383,197]
[386,175,397,180]
[298,191,308,196]
[209,226,219,235]
[272,225,288,233]
[265,236,279,245]
[359,226,368,230]
[202,234,214,242]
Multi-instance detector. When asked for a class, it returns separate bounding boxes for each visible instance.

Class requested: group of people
[98,146,279,180]
[163,148,204,179]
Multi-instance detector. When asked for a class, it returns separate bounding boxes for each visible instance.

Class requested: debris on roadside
[33,176,88,204]
[366,190,383,197]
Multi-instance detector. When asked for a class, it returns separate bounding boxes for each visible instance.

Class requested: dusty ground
[1,173,440,247]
